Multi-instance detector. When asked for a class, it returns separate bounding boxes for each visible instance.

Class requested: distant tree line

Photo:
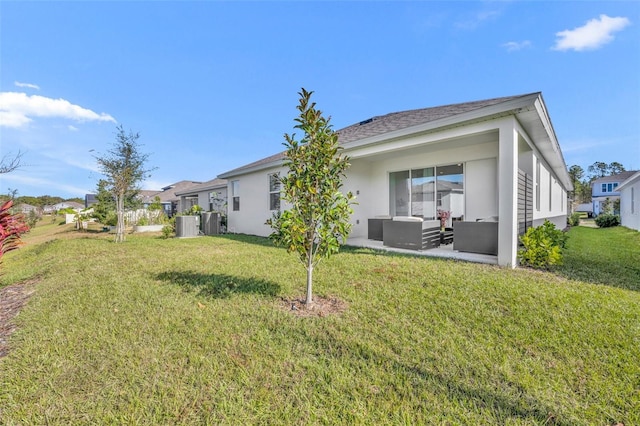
[568,161,626,204]
[0,194,84,208]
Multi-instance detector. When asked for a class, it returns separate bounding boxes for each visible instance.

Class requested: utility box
[201,212,220,236]
[176,215,199,238]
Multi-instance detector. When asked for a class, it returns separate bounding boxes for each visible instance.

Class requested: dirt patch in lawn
[280,295,347,318]
[0,279,38,358]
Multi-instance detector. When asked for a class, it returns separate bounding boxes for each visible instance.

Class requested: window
[535,160,541,211]
[389,164,463,220]
[209,191,221,212]
[549,177,553,211]
[603,182,619,193]
[269,173,280,211]
[231,180,240,211]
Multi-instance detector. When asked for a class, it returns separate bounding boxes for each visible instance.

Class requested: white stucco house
[174,178,228,214]
[591,171,638,216]
[219,93,572,268]
[617,171,640,231]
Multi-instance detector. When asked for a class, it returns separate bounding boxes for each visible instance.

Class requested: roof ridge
[344,92,540,127]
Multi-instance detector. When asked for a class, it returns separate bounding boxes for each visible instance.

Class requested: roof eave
[530,95,573,191]
[175,182,228,196]
[617,171,640,191]
[219,158,285,179]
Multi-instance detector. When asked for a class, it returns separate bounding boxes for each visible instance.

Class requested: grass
[0,222,638,424]
[559,225,640,291]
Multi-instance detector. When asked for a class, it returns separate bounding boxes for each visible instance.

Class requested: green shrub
[187,204,203,215]
[595,214,620,228]
[26,210,40,229]
[161,224,174,239]
[518,220,567,269]
[137,217,150,226]
[58,207,76,215]
[104,212,118,227]
[568,212,581,227]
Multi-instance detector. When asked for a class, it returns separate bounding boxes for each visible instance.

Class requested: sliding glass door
[389,164,464,221]
[411,168,435,219]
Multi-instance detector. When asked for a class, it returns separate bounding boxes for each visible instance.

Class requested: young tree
[96,125,154,243]
[267,89,355,306]
[92,179,116,224]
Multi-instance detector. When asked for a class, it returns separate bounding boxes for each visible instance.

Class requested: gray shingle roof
[591,171,638,185]
[140,181,202,203]
[336,94,533,144]
[220,93,538,178]
[174,178,228,196]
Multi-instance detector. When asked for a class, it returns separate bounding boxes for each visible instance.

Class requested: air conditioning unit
[175,215,199,238]
[201,212,220,236]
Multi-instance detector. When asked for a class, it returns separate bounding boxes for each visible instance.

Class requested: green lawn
[0,223,638,424]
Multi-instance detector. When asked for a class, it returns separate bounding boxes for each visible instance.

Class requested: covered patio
[346,236,499,265]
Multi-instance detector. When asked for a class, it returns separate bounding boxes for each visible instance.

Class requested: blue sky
[1,1,638,199]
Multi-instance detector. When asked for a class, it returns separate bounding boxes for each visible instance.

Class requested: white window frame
[231,180,240,211]
[535,160,541,211]
[268,173,281,211]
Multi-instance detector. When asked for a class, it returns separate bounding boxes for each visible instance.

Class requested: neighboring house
[85,181,203,217]
[617,171,640,231]
[139,181,202,216]
[219,93,572,268]
[591,171,638,216]
[174,178,228,214]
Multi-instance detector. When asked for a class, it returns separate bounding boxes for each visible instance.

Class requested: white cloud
[14,81,40,90]
[502,40,532,52]
[553,15,631,51]
[0,92,116,128]
[0,110,32,127]
[68,125,79,131]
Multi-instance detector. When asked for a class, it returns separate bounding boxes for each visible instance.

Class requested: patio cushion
[393,216,423,222]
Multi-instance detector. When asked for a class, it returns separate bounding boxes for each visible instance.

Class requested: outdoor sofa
[383,216,441,250]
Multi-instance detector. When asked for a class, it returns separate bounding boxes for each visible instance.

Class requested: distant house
[174,178,228,214]
[617,171,640,231]
[42,205,56,214]
[219,92,573,268]
[16,203,39,215]
[591,171,638,216]
[49,201,84,212]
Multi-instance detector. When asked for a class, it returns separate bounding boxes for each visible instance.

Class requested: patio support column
[497,118,519,268]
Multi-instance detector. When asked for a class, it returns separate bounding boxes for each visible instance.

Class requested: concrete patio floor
[346,237,499,265]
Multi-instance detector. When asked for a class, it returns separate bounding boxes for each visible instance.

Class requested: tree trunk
[115,194,125,243]
[305,250,313,306]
